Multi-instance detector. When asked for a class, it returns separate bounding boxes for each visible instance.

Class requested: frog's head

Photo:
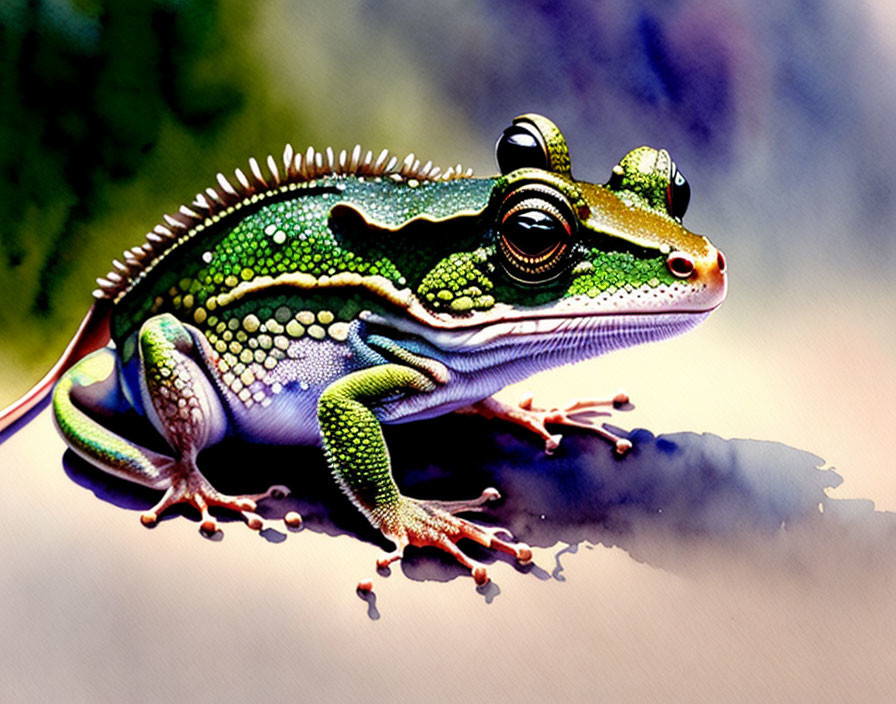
[483,114,726,309]
[371,114,725,349]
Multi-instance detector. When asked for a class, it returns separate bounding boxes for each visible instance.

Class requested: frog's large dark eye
[495,123,549,174]
[666,162,691,221]
[498,185,574,283]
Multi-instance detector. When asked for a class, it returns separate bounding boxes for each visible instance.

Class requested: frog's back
[101,149,489,442]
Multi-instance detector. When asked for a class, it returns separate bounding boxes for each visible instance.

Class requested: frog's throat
[361,307,711,353]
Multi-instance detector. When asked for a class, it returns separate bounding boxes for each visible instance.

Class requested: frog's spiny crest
[93,143,475,302]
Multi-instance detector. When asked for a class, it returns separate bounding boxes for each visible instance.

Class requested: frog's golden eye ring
[495,122,550,175]
[498,184,574,283]
[666,162,691,221]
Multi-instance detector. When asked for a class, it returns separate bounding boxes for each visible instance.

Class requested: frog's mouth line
[360,275,725,342]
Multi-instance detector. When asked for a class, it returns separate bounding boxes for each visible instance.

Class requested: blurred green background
[2,0,895,407]
[0,0,494,401]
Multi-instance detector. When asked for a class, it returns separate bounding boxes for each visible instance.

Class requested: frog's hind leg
[53,314,285,533]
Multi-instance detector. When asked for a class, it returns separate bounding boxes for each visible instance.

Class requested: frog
[0,114,726,585]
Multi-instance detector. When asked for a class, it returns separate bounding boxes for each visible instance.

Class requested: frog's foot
[374,489,532,585]
[460,392,632,455]
[140,465,289,533]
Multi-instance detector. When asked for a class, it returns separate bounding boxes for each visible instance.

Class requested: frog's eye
[495,122,549,174]
[666,162,691,220]
[498,184,574,283]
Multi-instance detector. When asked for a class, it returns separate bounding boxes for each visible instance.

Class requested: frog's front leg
[53,313,285,533]
[318,363,532,585]
[458,391,633,455]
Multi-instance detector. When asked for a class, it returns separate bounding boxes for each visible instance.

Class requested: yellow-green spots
[239,349,254,364]
[329,322,349,341]
[317,310,334,325]
[296,310,315,325]
[417,249,496,313]
[274,335,289,350]
[308,324,326,340]
[243,314,260,333]
[194,308,207,324]
[450,296,473,312]
[286,320,305,337]
[225,275,238,288]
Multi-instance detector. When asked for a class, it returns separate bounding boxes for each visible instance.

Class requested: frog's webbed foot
[140,462,289,533]
[460,391,633,455]
[374,489,532,585]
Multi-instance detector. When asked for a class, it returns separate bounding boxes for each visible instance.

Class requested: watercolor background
[1,1,894,701]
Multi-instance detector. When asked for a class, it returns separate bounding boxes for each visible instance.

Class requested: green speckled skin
[112,178,495,344]
[45,114,726,582]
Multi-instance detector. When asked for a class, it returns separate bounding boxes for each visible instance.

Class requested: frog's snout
[665,245,727,308]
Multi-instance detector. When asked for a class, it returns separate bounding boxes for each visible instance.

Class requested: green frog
[0,114,726,584]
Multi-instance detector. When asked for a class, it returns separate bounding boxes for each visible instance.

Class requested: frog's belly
[217,336,361,446]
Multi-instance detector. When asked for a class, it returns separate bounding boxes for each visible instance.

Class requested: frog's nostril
[717,250,727,274]
[667,252,694,278]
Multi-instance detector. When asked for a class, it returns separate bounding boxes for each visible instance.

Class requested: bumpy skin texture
[49,114,726,583]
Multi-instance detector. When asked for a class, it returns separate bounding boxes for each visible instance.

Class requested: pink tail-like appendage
[0,303,112,433]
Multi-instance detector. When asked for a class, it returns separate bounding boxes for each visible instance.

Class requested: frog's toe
[375,494,531,584]
[139,469,277,532]
[140,484,184,526]
[423,487,501,515]
[538,394,633,452]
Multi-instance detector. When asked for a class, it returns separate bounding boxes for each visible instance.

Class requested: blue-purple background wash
[362,0,895,265]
